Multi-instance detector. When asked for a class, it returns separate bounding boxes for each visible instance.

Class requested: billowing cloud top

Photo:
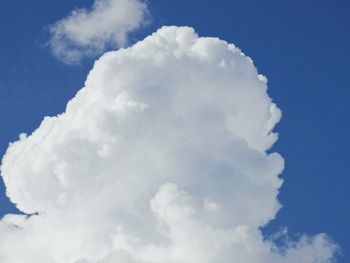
[49,0,147,64]
[1,27,337,262]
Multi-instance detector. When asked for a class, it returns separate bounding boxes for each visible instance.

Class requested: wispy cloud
[49,0,148,64]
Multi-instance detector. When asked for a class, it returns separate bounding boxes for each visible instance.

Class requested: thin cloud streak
[49,0,148,64]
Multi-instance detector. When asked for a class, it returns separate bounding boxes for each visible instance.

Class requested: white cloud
[1,26,338,262]
[49,0,148,64]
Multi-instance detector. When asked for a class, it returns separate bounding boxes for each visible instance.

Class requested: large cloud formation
[1,27,337,262]
[49,0,147,64]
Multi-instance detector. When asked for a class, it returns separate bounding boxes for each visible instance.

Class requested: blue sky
[0,0,349,261]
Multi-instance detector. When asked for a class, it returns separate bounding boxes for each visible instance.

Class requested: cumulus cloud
[1,26,338,262]
[49,0,147,64]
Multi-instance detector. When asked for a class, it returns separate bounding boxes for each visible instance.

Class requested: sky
[0,0,349,262]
